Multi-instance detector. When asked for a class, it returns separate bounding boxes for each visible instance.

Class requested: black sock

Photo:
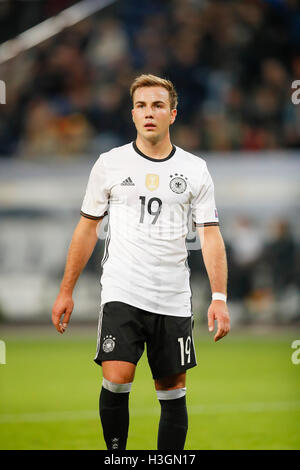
[157,395,188,450]
[99,386,130,450]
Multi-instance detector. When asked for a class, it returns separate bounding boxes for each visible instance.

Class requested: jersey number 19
[139,196,162,224]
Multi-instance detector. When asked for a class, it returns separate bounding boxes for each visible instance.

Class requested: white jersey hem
[100,294,192,318]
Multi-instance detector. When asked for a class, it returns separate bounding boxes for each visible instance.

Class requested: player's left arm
[198,225,230,342]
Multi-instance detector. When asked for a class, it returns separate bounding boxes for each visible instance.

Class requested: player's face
[132,87,177,143]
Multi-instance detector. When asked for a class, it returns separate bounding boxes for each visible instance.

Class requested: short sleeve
[191,163,219,227]
[80,156,109,220]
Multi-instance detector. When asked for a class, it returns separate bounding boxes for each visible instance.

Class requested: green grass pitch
[0,325,299,450]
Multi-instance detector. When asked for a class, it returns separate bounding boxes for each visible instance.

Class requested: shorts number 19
[178,336,191,366]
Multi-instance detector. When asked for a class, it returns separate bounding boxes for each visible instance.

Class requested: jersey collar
[132,141,176,162]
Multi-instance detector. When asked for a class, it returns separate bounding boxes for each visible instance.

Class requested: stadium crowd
[0,0,300,157]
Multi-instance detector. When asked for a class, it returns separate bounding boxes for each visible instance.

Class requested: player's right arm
[52,215,102,334]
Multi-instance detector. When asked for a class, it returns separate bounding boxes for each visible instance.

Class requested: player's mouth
[144,122,156,129]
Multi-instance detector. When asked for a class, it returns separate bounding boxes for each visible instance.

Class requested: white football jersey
[81,142,219,317]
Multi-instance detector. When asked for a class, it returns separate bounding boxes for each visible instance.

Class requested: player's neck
[135,135,173,160]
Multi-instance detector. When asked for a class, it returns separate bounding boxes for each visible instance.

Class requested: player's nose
[145,107,154,117]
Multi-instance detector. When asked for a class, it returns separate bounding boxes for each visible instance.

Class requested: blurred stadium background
[0,0,299,450]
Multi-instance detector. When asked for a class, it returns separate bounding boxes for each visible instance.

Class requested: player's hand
[207,300,230,342]
[52,290,74,334]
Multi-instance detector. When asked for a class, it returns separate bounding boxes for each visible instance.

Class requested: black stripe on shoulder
[80,210,107,220]
[195,222,220,227]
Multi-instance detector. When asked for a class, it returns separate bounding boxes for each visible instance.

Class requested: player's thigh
[102,360,136,384]
[154,371,186,391]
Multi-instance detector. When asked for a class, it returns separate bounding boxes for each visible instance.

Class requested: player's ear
[131,108,135,122]
[170,109,177,125]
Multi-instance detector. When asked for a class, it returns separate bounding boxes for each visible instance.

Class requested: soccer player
[52,74,230,450]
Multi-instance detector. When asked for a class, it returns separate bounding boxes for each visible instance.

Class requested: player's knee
[155,372,186,391]
[102,361,135,384]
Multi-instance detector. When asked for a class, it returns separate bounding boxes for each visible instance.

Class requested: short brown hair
[130,74,178,110]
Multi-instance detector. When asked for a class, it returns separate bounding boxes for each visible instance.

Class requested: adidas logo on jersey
[121,177,135,186]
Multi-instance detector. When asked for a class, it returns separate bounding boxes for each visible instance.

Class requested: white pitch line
[0,401,300,424]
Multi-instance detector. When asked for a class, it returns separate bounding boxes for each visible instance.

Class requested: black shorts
[94,301,197,380]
